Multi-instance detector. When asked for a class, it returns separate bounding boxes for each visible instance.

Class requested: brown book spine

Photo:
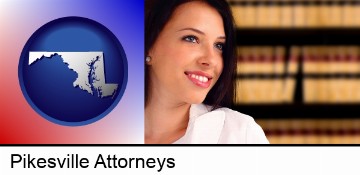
[342,1,354,27]
[305,2,319,28]
[356,46,360,102]
[318,1,330,27]
[303,46,317,103]
[244,1,257,27]
[355,1,360,27]
[293,1,306,27]
[273,46,285,102]
[330,1,342,27]
[267,1,281,27]
[256,1,269,27]
[280,0,293,27]
[231,5,245,28]
[328,46,337,103]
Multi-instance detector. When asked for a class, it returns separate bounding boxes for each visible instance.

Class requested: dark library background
[229,0,360,143]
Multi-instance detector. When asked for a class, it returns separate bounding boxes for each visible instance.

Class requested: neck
[145,96,191,144]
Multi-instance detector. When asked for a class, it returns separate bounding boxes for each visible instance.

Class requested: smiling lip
[185,71,213,88]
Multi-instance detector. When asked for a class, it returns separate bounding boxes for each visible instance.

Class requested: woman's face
[148,1,225,104]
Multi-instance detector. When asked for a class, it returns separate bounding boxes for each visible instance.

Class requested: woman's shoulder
[192,104,254,123]
[212,106,269,144]
[215,106,255,123]
[187,104,269,144]
[214,107,261,132]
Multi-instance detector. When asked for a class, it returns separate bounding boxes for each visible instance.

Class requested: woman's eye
[215,43,225,51]
[182,35,198,43]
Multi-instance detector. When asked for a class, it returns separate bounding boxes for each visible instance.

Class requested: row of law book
[302,46,360,103]
[236,46,298,103]
[230,0,360,28]
[235,46,360,104]
[257,119,360,144]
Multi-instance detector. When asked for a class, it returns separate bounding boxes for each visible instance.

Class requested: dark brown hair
[145,0,237,109]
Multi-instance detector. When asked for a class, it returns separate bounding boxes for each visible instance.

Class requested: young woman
[145,0,268,144]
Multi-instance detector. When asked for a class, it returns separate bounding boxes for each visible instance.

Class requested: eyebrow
[177,27,226,40]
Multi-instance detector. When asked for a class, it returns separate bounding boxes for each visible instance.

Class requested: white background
[0,146,359,175]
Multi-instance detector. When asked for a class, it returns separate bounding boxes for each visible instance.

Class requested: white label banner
[0,146,359,175]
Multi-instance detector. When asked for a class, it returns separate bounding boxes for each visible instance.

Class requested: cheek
[167,46,194,66]
[211,58,223,87]
[155,42,183,63]
[153,50,184,77]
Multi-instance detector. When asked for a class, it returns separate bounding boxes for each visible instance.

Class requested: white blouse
[173,104,269,144]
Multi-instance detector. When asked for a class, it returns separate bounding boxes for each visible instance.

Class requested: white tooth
[195,75,199,80]
[203,77,208,82]
[199,76,203,82]
[191,74,195,78]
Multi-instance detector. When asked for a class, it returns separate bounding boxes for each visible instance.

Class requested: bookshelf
[234,28,360,119]
[229,0,360,143]
[230,0,360,28]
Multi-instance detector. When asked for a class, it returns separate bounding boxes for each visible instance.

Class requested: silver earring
[145,56,151,63]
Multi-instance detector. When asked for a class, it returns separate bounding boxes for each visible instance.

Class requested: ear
[145,56,152,64]
[146,49,154,65]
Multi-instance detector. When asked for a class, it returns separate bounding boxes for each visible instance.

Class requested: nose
[197,44,221,68]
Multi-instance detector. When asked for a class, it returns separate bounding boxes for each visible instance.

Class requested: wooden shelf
[229,0,360,6]
[234,104,360,119]
[236,28,360,46]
